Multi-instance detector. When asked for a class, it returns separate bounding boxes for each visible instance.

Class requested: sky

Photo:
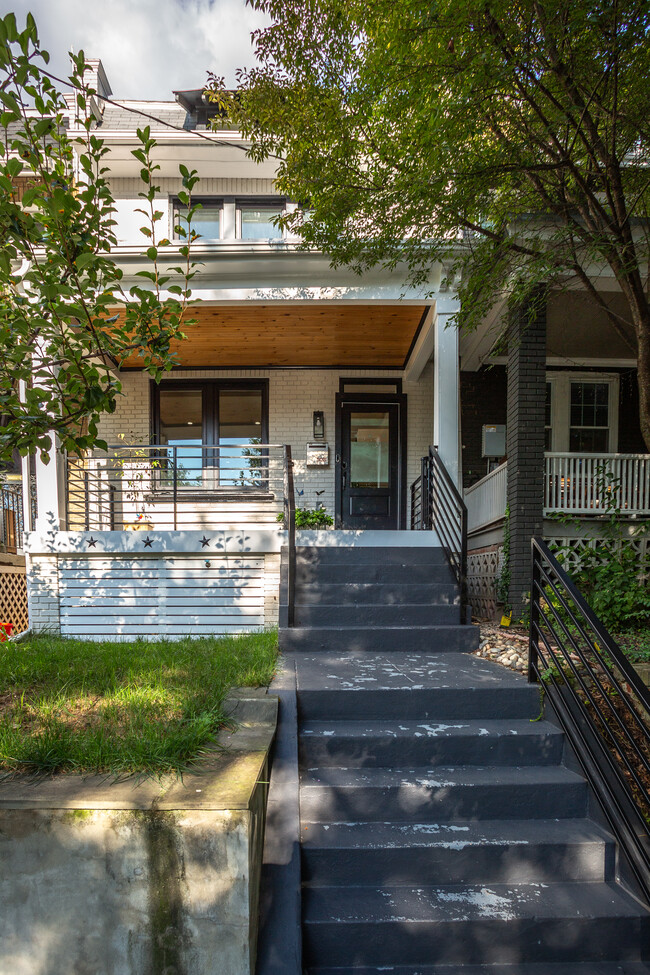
[4,0,269,101]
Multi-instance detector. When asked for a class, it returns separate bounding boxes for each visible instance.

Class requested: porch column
[433,297,461,486]
[34,438,67,533]
[506,291,546,619]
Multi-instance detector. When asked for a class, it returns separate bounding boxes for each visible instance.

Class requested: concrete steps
[295,652,650,973]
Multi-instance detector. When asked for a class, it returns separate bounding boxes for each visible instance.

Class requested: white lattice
[0,566,28,634]
[546,533,649,578]
[467,546,503,619]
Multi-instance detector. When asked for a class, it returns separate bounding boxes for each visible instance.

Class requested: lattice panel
[546,534,650,578]
[467,546,503,619]
[0,566,28,634]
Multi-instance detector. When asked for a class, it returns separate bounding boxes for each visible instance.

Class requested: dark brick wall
[461,367,507,489]
[506,296,546,619]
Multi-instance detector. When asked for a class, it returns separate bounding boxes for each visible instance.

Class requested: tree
[225,0,650,448]
[0,13,199,463]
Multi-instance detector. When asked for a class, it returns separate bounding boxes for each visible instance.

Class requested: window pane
[569,428,608,452]
[342,383,400,394]
[218,389,264,487]
[174,203,221,240]
[159,389,203,486]
[350,411,390,488]
[239,206,283,240]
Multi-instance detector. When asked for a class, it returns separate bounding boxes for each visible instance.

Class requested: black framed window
[152,380,269,489]
[172,198,222,241]
[236,198,285,240]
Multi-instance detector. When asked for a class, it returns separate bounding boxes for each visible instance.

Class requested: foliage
[0,13,200,463]
[0,630,277,776]
[277,506,334,528]
[495,503,510,608]
[223,0,650,448]
[551,468,650,631]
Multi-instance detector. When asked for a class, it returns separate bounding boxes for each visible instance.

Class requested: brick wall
[460,367,507,489]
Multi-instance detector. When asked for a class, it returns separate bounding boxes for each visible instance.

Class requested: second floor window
[171,197,286,242]
[238,200,284,240]
[173,198,222,241]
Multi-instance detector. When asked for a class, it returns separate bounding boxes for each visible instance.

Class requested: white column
[433,296,461,487]
[34,439,67,533]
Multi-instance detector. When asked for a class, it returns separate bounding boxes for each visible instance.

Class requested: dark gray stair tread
[294,582,459,605]
[293,604,460,625]
[300,717,561,742]
[304,881,647,924]
[295,651,525,692]
[292,563,455,584]
[301,817,611,852]
[308,963,650,974]
[301,764,585,790]
[280,625,478,652]
[295,546,448,564]
[300,765,587,821]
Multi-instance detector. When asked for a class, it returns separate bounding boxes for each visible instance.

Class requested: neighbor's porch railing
[544,452,650,515]
[465,462,507,534]
[0,482,26,554]
[67,443,290,531]
[464,453,650,531]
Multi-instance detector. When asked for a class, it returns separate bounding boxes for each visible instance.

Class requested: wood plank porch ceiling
[121,304,427,368]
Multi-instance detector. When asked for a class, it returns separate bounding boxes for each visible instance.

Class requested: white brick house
[23,63,650,636]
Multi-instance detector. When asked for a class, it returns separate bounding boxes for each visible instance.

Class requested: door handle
[341,459,347,491]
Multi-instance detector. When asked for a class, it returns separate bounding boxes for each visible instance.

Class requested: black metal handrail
[410,446,468,623]
[529,536,650,901]
[283,445,296,628]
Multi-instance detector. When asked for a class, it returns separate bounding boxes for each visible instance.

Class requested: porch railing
[465,462,507,534]
[410,446,468,623]
[67,443,290,531]
[0,483,26,554]
[544,452,650,515]
[529,537,650,901]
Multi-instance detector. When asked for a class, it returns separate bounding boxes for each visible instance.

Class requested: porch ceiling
[120,304,428,369]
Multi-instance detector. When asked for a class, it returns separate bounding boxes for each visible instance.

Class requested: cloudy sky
[3,0,268,100]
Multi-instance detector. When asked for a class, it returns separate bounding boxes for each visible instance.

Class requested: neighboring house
[23,61,650,637]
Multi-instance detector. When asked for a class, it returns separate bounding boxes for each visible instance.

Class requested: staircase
[279,543,478,653]
[295,651,650,974]
[274,541,650,973]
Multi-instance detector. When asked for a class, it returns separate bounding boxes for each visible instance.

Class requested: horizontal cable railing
[544,452,650,515]
[0,483,26,553]
[67,443,288,531]
[464,462,508,533]
[529,537,650,901]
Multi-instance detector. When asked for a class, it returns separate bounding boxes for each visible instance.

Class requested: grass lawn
[0,630,278,777]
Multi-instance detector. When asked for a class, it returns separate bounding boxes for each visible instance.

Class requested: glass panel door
[158,388,204,487]
[218,388,264,488]
[339,402,400,529]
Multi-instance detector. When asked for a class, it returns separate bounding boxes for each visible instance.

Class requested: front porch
[465,452,650,617]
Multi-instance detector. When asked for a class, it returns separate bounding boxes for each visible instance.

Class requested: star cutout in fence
[200,536,211,548]
[87,537,98,548]
[143,536,153,548]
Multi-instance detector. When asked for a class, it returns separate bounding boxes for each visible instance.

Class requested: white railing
[544,453,650,515]
[465,462,508,534]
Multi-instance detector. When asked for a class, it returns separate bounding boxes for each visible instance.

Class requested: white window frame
[171,197,223,242]
[545,371,619,453]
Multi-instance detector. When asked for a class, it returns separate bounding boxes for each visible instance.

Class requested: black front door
[337,401,402,529]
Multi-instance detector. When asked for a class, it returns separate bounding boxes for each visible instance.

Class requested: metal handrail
[410,446,469,623]
[529,536,650,901]
[283,445,296,628]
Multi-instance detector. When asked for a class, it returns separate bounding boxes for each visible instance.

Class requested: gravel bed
[473,621,529,673]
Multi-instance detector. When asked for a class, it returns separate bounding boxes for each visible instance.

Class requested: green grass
[0,630,278,777]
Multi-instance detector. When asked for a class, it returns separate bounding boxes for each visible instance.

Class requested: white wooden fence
[465,462,508,534]
[544,453,650,516]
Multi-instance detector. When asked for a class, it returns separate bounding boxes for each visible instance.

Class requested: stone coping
[0,688,277,812]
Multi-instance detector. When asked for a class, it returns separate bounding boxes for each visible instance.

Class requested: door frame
[335,390,407,529]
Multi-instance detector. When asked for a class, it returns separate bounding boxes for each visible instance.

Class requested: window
[545,373,618,453]
[237,199,284,240]
[153,381,268,490]
[172,198,222,241]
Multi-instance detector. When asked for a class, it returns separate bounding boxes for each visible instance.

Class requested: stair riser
[298,687,541,721]
[294,604,461,626]
[295,547,448,566]
[301,841,610,886]
[300,781,587,823]
[292,582,459,606]
[280,626,478,653]
[299,732,564,768]
[290,563,455,585]
[303,916,648,968]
